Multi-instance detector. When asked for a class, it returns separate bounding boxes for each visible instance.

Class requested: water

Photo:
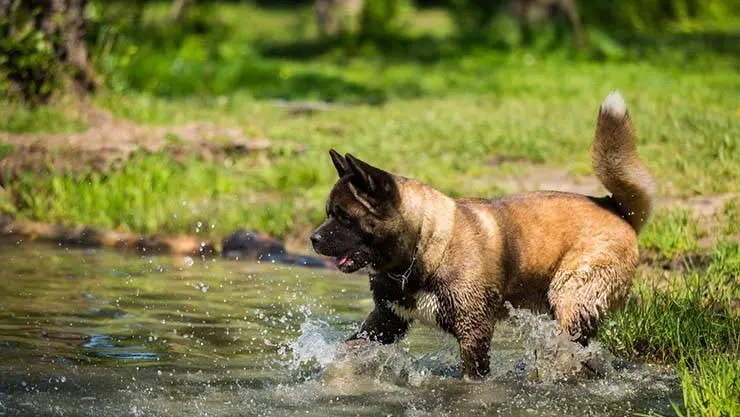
[0,240,681,416]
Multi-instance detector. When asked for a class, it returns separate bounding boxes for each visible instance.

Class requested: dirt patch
[662,193,740,218]
[640,251,713,273]
[498,164,606,196]
[0,102,302,183]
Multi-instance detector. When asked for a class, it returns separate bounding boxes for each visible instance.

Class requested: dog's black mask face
[310,150,402,273]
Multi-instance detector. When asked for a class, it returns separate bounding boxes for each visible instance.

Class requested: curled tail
[592,91,656,233]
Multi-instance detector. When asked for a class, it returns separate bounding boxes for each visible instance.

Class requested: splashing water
[504,303,617,381]
[288,319,338,370]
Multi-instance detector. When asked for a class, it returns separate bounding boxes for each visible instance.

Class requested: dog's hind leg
[547,260,636,345]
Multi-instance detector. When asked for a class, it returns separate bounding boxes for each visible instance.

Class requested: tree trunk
[0,0,13,18]
[168,0,192,23]
[2,0,98,101]
[55,0,97,91]
[315,0,365,37]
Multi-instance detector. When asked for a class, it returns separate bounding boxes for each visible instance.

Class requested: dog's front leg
[346,305,410,344]
[454,312,495,379]
[458,332,492,379]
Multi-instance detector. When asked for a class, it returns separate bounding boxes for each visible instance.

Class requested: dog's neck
[398,180,456,281]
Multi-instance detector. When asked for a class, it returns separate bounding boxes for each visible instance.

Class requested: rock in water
[221,229,285,260]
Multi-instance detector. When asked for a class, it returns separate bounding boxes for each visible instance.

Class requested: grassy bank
[1,2,739,415]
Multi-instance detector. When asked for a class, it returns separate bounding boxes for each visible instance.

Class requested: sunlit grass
[600,242,740,416]
[639,208,705,260]
[723,197,740,236]
[3,153,326,239]
[0,102,87,133]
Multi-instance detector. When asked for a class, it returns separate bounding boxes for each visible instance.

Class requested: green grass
[723,197,740,236]
[600,242,740,416]
[0,102,87,133]
[2,153,326,239]
[0,142,15,159]
[640,208,705,260]
[674,354,740,417]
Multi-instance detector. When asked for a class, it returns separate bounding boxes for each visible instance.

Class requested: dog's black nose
[309,232,321,247]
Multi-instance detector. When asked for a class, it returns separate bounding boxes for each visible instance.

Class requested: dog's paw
[335,338,374,357]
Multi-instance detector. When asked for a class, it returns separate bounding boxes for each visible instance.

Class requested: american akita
[310,92,654,378]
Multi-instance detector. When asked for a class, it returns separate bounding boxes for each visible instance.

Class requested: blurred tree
[451,0,583,47]
[511,0,583,47]
[315,0,364,37]
[1,0,97,102]
[315,0,412,41]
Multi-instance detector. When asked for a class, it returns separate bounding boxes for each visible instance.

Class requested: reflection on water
[0,240,680,416]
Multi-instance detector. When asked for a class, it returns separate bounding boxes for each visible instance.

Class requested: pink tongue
[337,256,351,267]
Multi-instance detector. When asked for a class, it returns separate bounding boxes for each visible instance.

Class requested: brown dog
[310,92,655,378]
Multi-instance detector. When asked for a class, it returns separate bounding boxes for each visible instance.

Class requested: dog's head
[310,150,410,273]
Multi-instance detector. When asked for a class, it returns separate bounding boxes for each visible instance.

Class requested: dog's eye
[334,206,353,225]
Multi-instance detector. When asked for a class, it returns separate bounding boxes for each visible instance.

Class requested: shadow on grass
[116,53,392,103]
[618,30,740,65]
[260,29,740,67]
[257,34,465,64]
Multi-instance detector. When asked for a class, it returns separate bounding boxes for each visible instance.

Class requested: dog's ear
[329,149,349,177]
[344,153,398,205]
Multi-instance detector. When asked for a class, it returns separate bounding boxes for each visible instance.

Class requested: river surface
[0,240,681,416]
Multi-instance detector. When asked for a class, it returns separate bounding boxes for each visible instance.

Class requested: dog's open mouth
[335,252,369,273]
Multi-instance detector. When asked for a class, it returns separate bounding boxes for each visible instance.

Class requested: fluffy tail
[592,91,656,233]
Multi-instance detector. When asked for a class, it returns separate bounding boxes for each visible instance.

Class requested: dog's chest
[388,291,440,327]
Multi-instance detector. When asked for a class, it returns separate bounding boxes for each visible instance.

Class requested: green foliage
[0,10,58,102]
[80,2,740,102]
[358,0,415,40]
[578,0,740,32]
[445,0,740,53]
[599,247,740,365]
[449,0,506,36]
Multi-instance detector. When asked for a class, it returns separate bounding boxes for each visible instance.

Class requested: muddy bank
[0,215,332,269]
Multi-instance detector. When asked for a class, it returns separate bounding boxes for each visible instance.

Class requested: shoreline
[0,215,333,269]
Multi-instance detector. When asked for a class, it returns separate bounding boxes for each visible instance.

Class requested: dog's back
[453,191,636,312]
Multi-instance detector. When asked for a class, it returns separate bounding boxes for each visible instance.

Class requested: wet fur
[310,92,655,378]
